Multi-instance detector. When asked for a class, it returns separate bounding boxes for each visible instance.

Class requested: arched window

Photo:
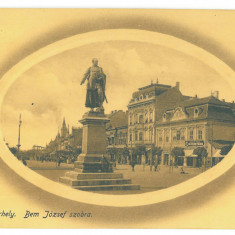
[139,115,144,123]
[129,113,133,125]
[139,132,143,141]
[145,112,148,123]
[149,110,153,122]
[134,114,138,124]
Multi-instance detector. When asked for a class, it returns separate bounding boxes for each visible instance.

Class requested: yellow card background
[0,9,234,228]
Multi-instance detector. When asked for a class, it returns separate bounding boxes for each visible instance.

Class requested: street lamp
[16,114,22,160]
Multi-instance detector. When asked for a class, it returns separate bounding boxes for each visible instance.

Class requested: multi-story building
[127,81,188,162]
[43,84,235,168]
[156,95,235,167]
[106,110,128,163]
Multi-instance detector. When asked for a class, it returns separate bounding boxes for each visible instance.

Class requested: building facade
[44,118,83,161]
[106,110,128,163]
[42,84,235,168]
[127,81,188,162]
[156,95,235,167]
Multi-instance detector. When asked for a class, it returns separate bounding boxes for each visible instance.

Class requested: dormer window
[163,113,167,121]
[194,108,199,118]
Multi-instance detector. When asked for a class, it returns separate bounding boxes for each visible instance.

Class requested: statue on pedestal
[59,58,140,190]
[80,58,108,111]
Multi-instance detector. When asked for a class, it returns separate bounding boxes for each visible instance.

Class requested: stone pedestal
[59,110,140,191]
[74,111,110,173]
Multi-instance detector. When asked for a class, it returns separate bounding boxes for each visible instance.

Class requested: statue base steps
[59,172,140,191]
[74,154,111,173]
[59,110,140,191]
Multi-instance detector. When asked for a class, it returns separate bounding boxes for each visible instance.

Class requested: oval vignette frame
[0,29,235,208]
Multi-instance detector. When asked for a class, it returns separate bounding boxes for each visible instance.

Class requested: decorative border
[0,29,234,207]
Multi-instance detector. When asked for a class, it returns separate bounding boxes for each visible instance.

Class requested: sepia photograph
[0,8,234,229]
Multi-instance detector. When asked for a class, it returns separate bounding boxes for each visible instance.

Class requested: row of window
[158,129,203,142]
[129,112,153,125]
[130,132,143,141]
[108,129,203,145]
[132,92,155,102]
[107,137,127,145]
[129,131,153,142]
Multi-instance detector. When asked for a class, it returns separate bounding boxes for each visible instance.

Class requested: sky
[1,40,234,149]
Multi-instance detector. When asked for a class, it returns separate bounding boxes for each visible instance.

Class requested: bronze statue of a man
[80,58,107,111]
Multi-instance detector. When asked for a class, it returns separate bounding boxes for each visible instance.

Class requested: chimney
[176,81,180,89]
[195,94,198,98]
[212,90,219,99]
[222,99,225,102]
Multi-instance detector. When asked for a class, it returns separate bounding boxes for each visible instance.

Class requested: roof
[154,86,186,121]
[132,83,171,99]
[106,110,128,130]
[178,96,231,109]
[158,96,235,124]
[226,101,235,110]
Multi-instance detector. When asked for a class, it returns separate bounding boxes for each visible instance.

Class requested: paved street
[29,161,202,194]
[27,160,74,170]
[107,164,202,194]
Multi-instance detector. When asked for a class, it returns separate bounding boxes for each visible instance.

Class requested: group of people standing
[130,154,160,172]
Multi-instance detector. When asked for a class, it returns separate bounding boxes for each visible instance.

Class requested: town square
[2,42,235,193]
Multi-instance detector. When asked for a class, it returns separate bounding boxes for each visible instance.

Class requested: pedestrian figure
[154,160,158,172]
[130,157,136,172]
[58,157,62,167]
[180,167,187,174]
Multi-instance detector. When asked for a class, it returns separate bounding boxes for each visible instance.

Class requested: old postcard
[0,9,234,229]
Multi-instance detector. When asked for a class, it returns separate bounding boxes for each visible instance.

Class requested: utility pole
[17,114,22,159]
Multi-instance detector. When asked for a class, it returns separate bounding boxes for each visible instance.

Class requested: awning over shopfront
[213,150,225,158]
[184,149,198,158]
